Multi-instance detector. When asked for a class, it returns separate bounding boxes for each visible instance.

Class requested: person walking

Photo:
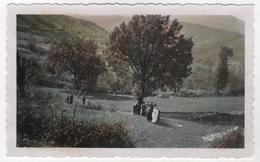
[66,95,70,104]
[82,96,86,106]
[70,94,74,104]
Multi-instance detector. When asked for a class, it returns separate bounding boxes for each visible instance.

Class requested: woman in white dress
[152,106,160,123]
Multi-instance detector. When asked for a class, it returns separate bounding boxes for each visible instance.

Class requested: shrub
[49,119,134,147]
[17,106,134,148]
[17,105,49,147]
[215,127,244,148]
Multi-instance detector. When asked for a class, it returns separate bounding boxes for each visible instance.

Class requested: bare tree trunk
[137,79,146,105]
[72,89,87,122]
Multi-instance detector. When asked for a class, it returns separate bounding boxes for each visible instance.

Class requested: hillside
[172,15,244,35]
[74,15,131,31]
[76,15,244,34]
[181,22,244,65]
[75,15,244,65]
[17,15,109,60]
[17,14,245,92]
[17,15,244,66]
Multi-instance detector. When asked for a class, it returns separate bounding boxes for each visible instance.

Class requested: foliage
[49,118,133,147]
[131,83,142,97]
[47,35,105,90]
[229,63,244,96]
[216,127,244,148]
[17,107,48,146]
[107,15,194,103]
[188,64,211,90]
[96,71,117,93]
[17,104,134,147]
[17,54,42,97]
[216,46,233,95]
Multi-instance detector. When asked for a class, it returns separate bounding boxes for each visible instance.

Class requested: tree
[107,15,194,104]
[216,46,233,95]
[229,63,244,95]
[17,54,41,97]
[206,64,214,93]
[47,35,105,90]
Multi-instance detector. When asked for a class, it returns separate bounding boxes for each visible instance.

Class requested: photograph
[16,13,246,148]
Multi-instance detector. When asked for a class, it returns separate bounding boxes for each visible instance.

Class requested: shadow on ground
[155,118,174,128]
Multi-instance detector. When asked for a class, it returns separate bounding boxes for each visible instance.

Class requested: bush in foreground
[216,127,244,148]
[17,106,134,148]
[49,118,134,147]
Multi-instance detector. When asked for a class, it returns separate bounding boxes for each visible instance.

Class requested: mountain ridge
[73,15,244,35]
[17,15,244,67]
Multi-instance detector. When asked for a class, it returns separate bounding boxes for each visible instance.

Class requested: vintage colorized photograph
[16,13,245,148]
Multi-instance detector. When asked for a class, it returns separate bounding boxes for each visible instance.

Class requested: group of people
[66,94,88,106]
[133,101,160,123]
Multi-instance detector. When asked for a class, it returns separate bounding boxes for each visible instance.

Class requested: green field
[69,93,244,115]
[41,87,244,114]
[38,87,242,148]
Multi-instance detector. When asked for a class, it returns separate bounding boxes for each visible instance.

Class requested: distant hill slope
[74,15,131,32]
[76,15,244,35]
[17,15,109,57]
[16,15,244,92]
[172,15,244,35]
[181,22,244,65]
[74,15,244,65]
[17,15,244,67]
[17,15,110,89]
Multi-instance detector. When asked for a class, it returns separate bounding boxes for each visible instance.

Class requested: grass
[69,106,235,148]
[67,92,244,114]
[17,98,134,147]
[17,87,244,148]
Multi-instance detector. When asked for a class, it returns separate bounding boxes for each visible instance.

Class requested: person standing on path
[70,94,74,104]
[152,105,160,123]
[66,95,70,104]
[82,96,86,106]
